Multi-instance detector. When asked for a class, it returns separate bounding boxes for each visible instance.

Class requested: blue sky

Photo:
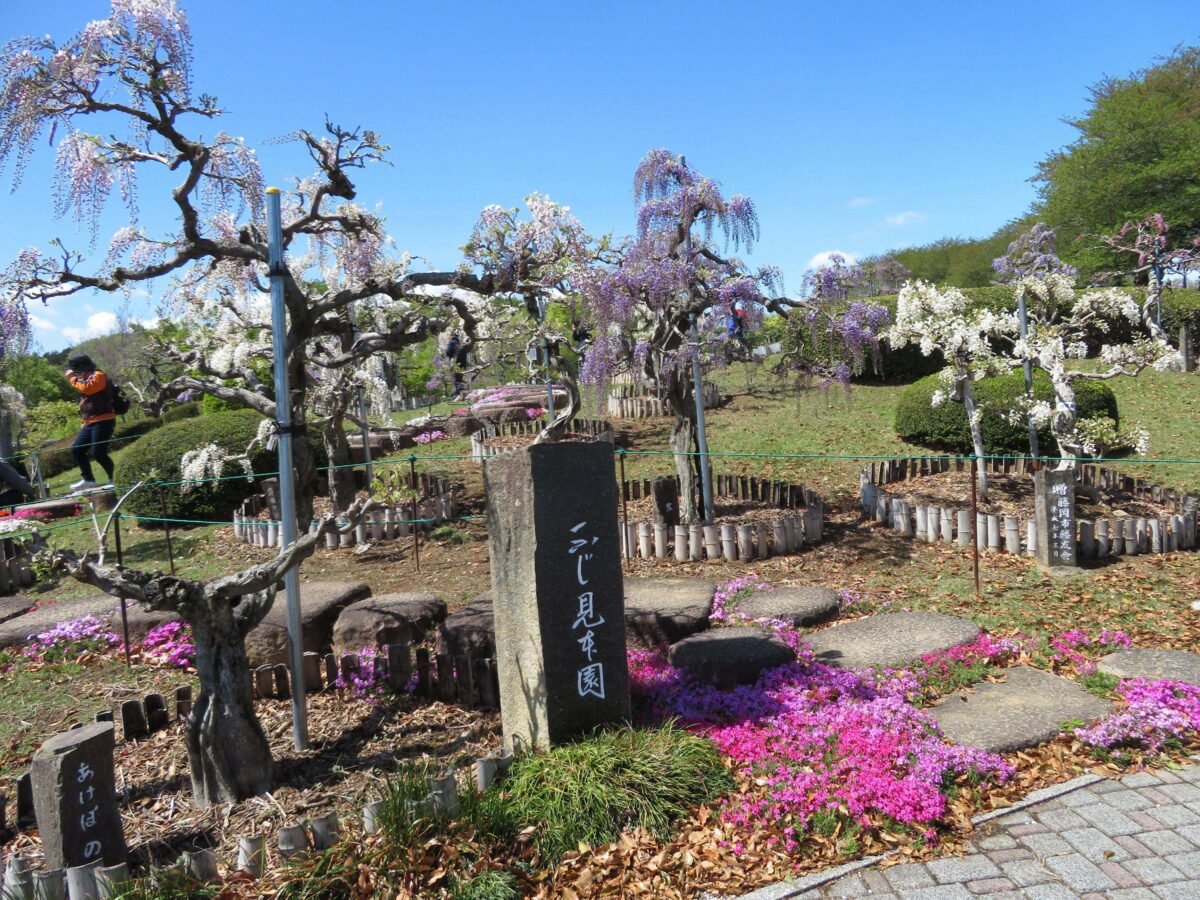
[2,0,1195,351]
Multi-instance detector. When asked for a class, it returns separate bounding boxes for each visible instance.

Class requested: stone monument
[1034,468,1078,571]
[31,722,126,869]
[483,441,631,750]
[651,477,680,527]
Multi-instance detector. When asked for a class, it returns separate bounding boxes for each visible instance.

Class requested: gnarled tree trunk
[186,587,274,806]
[960,376,990,501]
[665,371,703,524]
[52,504,367,807]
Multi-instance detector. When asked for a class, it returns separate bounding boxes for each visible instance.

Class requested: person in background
[65,354,116,491]
[445,332,470,397]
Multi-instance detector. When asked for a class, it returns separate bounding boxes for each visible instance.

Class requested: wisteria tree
[1095,213,1198,323]
[0,0,541,519]
[889,280,1013,499]
[433,193,615,440]
[578,151,889,521]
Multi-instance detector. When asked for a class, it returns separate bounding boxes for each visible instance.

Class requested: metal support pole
[158,495,177,577]
[266,186,308,750]
[1016,292,1039,460]
[618,450,628,568]
[409,454,420,573]
[970,456,981,600]
[113,513,131,669]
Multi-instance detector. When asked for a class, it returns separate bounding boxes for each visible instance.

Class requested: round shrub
[894,371,1119,455]
[116,409,277,528]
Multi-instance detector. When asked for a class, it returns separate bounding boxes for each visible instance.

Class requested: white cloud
[139,316,160,329]
[29,314,57,331]
[61,311,120,345]
[885,211,926,226]
[846,197,875,208]
[806,250,858,271]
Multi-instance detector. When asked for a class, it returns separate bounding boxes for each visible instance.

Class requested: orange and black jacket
[69,370,117,425]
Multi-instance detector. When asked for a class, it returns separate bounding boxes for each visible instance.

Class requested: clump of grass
[1080,670,1121,699]
[499,722,731,864]
[112,869,219,899]
[431,524,471,544]
[447,869,521,900]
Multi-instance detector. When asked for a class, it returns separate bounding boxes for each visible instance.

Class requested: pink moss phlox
[1049,628,1132,675]
[22,614,120,662]
[627,636,1013,854]
[141,621,195,668]
[1075,678,1200,752]
[711,573,772,623]
[414,430,447,445]
[334,647,385,698]
[526,406,546,419]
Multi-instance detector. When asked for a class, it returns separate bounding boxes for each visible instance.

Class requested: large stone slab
[1099,649,1200,687]
[438,593,496,658]
[734,586,840,627]
[0,595,119,650]
[931,666,1110,753]
[805,611,980,670]
[669,626,796,689]
[624,577,714,648]
[333,592,447,656]
[484,442,631,750]
[244,580,371,667]
[0,594,34,625]
[31,722,126,869]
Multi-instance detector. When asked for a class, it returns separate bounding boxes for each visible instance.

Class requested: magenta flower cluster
[414,430,447,445]
[335,647,384,698]
[526,406,546,419]
[1048,629,1132,674]
[1075,678,1200,753]
[141,621,195,668]
[628,636,1013,853]
[22,615,120,663]
[710,574,772,623]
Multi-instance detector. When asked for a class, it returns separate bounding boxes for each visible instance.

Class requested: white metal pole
[265,186,308,750]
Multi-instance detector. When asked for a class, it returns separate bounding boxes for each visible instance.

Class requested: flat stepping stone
[1099,649,1200,687]
[438,593,495,658]
[333,592,447,656]
[244,580,371,667]
[0,595,119,650]
[733,586,839,627]
[931,666,1111,753]
[668,626,795,689]
[805,611,979,670]
[0,595,34,625]
[624,578,714,648]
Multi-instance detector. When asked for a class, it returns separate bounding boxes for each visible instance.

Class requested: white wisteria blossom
[889,280,1016,498]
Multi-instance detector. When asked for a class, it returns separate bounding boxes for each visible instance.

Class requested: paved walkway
[807,764,1200,898]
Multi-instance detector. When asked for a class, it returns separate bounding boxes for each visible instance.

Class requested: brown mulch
[0,686,500,874]
[887,469,1173,520]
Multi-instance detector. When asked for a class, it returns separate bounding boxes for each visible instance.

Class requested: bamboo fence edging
[858,456,1200,560]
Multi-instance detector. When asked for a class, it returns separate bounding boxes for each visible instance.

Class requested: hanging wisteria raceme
[0,294,29,365]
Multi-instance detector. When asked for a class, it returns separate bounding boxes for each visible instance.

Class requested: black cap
[68,354,96,371]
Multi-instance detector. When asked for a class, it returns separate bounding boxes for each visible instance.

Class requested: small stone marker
[1034,468,1077,570]
[16,771,34,828]
[483,442,631,751]
[651,477,679,528]
[31,722,127,870]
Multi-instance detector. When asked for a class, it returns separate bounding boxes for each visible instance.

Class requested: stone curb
[730,771,1109,899]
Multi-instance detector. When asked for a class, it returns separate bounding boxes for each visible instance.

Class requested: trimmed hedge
[894,371,1119,456]
[160,400,202,424]
[116,409,277,528]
